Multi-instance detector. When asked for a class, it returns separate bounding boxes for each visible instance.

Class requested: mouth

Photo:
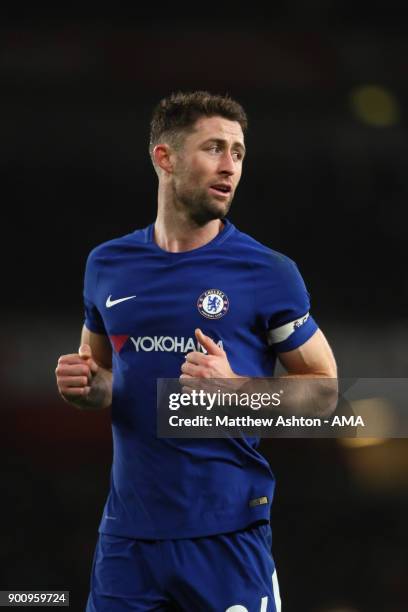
[209,184,232,198]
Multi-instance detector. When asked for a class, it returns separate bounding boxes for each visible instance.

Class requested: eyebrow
[202,138,246,155]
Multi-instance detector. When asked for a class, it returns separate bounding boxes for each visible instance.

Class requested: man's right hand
[55,344,99,404]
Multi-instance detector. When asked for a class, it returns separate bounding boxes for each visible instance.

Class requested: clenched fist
[55,344,99,404]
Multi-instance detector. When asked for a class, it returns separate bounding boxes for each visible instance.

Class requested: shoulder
[231,226,299,276]
[85,226,150,267]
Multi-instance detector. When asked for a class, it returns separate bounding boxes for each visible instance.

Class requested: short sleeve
[261,255,318,353]
[83,249,107,335]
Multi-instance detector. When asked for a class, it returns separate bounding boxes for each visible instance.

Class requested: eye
[232,151,243,161]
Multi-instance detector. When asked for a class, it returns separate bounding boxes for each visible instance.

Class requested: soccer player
[55,91,337,611]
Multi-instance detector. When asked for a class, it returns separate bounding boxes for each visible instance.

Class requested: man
[55,91,337,611]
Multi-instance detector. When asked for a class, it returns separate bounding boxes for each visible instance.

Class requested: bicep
[277,329,337,377]
[80,325,112,370]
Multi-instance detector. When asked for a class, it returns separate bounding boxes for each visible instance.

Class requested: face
[170,116,245,226]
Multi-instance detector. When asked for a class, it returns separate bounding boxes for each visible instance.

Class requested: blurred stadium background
[1,3,407,611]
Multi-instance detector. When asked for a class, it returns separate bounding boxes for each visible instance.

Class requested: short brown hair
[149,90,247,158]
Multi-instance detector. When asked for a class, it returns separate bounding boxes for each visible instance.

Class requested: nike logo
[106,294,136,308]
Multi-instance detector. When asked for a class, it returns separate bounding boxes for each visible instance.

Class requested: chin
[209,195,232,217]
[178,187,233,226]
[191,201,231,226]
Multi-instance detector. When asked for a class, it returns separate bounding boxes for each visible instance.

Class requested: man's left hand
[180,328,238,380]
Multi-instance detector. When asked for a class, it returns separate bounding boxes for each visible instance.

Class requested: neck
[154,182,224,253]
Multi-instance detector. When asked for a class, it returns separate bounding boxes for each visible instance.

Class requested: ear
[153,144,174,174]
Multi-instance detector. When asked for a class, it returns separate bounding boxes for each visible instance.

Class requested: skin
[153,116,245,253]
[55,115,337,413]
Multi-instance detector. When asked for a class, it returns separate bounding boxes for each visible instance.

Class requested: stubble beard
[173,183,233,228]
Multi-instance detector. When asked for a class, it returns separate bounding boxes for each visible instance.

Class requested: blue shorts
[86,523,281,611]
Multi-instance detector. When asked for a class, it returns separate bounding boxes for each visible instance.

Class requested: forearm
[239,374,338,419]
[275,374,338,418]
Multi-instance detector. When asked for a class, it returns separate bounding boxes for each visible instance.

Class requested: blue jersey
[83,219,318,539]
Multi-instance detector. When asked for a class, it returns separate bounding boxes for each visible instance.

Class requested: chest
[95,255,257,337]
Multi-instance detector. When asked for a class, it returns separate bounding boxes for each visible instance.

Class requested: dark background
[1,4,407,611]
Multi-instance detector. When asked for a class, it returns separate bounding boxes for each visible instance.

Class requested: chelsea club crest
[197,289,229,319]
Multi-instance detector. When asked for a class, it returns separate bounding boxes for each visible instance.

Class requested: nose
[218,151,236,175]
